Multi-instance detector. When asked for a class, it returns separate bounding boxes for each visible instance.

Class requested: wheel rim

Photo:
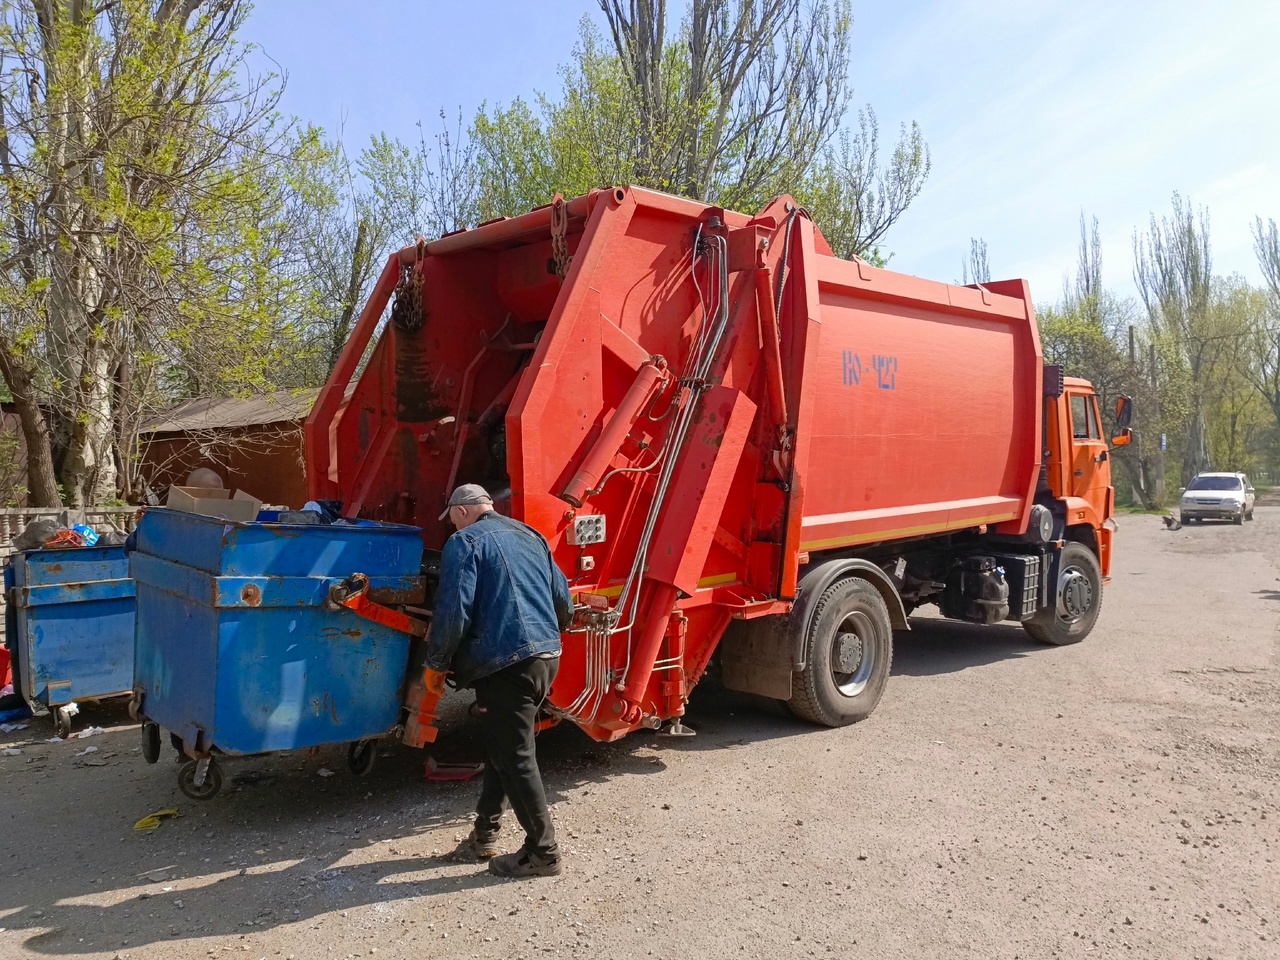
[831,610,878,697]
[1056,564,1095,625]
[348,740,376,776]
[179,760,221,800]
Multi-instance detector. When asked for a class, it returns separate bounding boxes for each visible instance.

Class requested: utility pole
[1127,325,1146,504]
[1149,342,1165,502]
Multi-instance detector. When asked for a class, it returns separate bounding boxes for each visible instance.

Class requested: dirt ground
[1,511,1277,960]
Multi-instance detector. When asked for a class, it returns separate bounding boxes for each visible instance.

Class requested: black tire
[178,758,223,800]
[1179,513,1189,525]
[1024,541,1103,646]
[346,739,377,777]
[53,708,72,740]
[787,578,893,727]
[1246,508,1255,521]
[141,721,161,765]
[1233,511,1244,526]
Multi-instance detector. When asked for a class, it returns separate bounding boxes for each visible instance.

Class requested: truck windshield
[1187,476,1243,491]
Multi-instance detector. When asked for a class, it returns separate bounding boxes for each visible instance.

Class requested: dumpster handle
[328,573,429,639]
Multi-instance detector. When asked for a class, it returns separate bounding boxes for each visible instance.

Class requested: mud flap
[718,614,793,700]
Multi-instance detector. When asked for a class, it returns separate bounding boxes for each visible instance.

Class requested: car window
[1187,476,1243,491]
[1069,395,1099,441]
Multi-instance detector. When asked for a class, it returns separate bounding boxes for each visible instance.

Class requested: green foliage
[0,0,316,505]
[469,12,929,257]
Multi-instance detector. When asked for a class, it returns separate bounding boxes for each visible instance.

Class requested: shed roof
[142,389,319,435]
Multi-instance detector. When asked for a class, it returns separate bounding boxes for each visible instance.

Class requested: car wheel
[1234,511,1244,526]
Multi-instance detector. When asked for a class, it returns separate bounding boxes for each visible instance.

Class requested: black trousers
[472,656,559,859]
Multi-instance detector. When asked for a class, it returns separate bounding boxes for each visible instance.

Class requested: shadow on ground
[891,617,1045,677]
[0,614,1053,954]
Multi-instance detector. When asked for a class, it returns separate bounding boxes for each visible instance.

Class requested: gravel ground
[0,510,1277,960]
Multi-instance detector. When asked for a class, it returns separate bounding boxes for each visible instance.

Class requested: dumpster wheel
[347,739,377,777]
[178,757,223,800]
[53,706,74,740]
[141,722,161,764]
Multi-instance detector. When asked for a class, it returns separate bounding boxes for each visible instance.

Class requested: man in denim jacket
[425,484,573,878]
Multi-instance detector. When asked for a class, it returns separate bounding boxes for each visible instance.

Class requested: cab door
[1068,389,1112,520]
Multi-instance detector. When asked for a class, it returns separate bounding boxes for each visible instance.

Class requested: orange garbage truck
[305,187,1129,743]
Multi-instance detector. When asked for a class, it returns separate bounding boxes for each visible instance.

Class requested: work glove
[423,667,448,697]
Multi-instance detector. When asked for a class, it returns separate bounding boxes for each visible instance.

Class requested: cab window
[1070,395,1100,441]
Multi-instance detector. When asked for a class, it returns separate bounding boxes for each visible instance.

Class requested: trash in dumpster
[9,517,63,550]
[166,485,263,521]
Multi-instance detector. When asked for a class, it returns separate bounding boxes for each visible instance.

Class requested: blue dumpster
[4,544,136,736]
[130,508,425,799]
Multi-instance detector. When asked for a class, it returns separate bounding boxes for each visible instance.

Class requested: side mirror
[1114,395,1133,430]
[1111,429,1132,447]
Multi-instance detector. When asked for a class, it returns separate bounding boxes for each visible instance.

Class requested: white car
[1179,472,1255,525]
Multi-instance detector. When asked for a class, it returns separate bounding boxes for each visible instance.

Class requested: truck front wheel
[1023,541,1103,646]
[788,578,893,727]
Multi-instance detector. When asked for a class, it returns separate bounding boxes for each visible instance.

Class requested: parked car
[1179,472,1255,525]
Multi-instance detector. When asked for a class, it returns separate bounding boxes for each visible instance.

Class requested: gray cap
[439,483,493,521]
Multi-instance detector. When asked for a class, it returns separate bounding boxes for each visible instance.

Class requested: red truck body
[306,187,1118,742]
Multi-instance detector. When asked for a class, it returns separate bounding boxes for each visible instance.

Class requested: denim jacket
[426,512,572,687]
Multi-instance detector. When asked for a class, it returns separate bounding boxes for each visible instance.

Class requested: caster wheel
[347,739,377,777]
[178,758,223,800]
[53,707,73,740]
[141,722,161,764]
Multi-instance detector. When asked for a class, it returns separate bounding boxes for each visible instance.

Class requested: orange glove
[423,667,448,696]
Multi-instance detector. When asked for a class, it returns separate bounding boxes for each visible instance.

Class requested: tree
[0,0,303,506]
[1040,214,1156,505]
[1133,193,1224,483]
[470,9,929,259]
[960,236,990,285]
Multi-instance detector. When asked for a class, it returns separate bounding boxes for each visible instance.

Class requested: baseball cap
[439,483,494,521]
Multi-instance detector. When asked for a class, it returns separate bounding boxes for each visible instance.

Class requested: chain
[390,238,427,332]
[550,192,570,280]
[390,262,424,332]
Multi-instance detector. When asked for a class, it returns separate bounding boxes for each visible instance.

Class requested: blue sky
[242,0,1280,307]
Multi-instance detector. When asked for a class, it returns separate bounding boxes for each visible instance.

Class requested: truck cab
[1043,373,1118,579]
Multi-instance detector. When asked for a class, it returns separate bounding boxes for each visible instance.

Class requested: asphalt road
[0,510,1277,959]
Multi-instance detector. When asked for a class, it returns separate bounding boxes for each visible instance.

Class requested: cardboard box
[166,486,263,522]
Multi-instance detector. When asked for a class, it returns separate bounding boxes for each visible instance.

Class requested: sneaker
[454,829,499,860]
[487,848,562,878]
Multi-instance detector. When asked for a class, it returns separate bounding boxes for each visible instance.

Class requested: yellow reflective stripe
[800,513,1017,552]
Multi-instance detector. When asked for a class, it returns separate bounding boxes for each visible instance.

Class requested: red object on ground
[424,757,485,782]
[306,187,1118,744]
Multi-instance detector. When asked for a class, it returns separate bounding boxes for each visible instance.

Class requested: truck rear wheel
[1023,541,1102,646]
[788,578,893,727]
